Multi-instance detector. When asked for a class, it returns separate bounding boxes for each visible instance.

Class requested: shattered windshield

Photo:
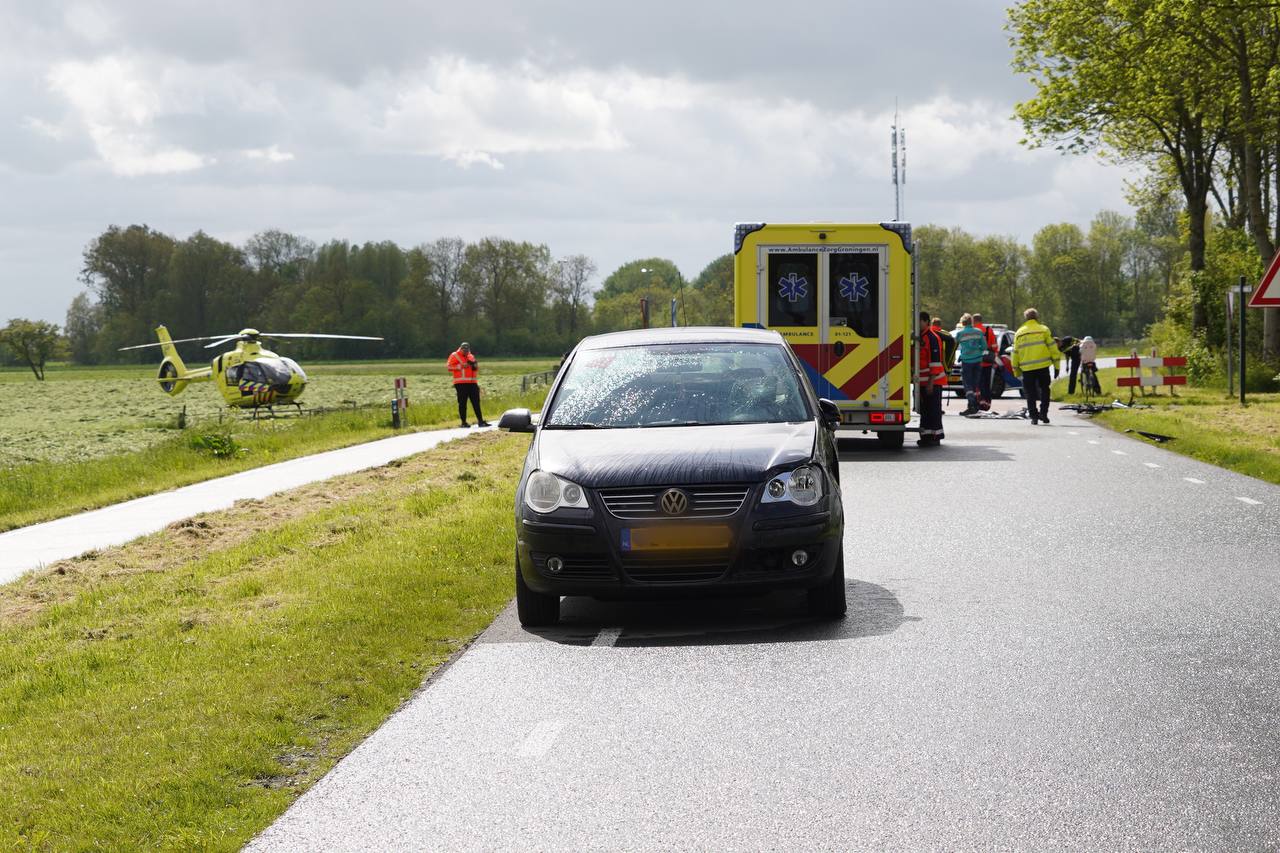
[544,342,810,428]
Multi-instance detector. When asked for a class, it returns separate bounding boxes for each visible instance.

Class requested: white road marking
[1184,477,1205,484]
[592,627,623,647]
[1143,462,1160,469]
[1112,450,1127,456]
[517,720,567,758]
[1236,496,1263,506]
[1088,440,1101,445]
[1068,430,1080,435]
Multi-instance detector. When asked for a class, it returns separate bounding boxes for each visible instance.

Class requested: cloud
[47,55,209,176]
[244,145,295,163]
[376,57,626,164]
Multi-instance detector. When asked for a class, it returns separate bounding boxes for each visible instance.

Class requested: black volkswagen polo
[500,327,846,627]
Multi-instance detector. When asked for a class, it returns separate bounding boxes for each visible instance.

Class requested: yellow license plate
[622,526,731,552]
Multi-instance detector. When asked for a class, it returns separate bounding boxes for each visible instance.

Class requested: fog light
[767,479,786,498]
[791,549,809,567]
[546,555,565,574]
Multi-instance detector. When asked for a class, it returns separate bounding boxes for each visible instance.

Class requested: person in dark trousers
[1058,335,1082,394]
[446,341,489,427]
[916,311,946,445]
[1010,308,1062,425]
[972,312,997,409]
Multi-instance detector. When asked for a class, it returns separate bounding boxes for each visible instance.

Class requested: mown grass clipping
[0,430,528,850]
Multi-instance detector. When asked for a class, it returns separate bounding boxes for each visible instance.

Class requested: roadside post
[1239,276,1248,405]
[639,297,650,329]
[390,398,401,429]
[394,377,408,411]
[671,298,677,327]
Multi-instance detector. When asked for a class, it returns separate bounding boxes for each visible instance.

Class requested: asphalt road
[250,402,1280,851]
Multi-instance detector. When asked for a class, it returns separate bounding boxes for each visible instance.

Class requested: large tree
[0,318,65,380]
[461,238,551,353]
[1010,0,1225,330]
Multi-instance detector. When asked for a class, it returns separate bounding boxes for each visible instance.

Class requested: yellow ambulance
[732,222,915,448]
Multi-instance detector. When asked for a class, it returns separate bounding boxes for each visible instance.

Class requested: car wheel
[515,555,559,627]
[876,431,904,450]
[807,551,847,619]
[991,372,1006,399]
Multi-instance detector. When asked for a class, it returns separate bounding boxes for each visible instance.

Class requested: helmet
[1082,335,1094,342]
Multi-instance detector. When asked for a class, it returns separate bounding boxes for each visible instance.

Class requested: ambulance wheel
[876,431,904,450]
[807,552,847,619]
[991,373,1006,399]
[516,554,559,627]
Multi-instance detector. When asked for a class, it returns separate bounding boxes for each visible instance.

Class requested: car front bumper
[516,501,842,596]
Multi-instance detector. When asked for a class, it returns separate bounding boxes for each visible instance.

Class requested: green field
[0,359,555,467]
[0,359,553,531]
[0,431,525,849]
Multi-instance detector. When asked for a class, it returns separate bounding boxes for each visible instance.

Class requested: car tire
[876,431,904,450]
[991,372,1006,399]
[807,551,847,619]
[515,556,559,627]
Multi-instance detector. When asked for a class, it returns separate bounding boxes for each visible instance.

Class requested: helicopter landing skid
[248,402,304,421]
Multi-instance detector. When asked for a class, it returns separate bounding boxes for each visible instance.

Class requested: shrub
[188,430,242,458]
[1146,317,1220,386]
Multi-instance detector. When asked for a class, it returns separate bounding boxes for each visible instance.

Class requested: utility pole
[891,101,906,221]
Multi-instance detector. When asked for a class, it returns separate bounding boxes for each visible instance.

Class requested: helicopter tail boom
[154,325,210,395]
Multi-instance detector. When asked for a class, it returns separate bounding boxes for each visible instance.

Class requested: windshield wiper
[543,422,605,430]
[639,419,706,427]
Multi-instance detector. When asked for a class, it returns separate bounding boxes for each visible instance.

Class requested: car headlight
[524,470,590,513]
[761,465,823,507]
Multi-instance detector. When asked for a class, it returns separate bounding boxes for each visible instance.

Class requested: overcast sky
[0,0,1139,325]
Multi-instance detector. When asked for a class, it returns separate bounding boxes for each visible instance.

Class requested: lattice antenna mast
[891,101,906,221]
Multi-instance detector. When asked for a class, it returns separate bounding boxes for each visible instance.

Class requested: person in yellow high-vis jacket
[1010,308,1062,425]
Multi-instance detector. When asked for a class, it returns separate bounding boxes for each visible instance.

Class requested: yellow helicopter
[119,325,383,412]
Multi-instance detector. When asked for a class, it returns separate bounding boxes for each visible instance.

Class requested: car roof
[575,326,786,350]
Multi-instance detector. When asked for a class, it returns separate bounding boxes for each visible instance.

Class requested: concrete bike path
[0,425,493,587]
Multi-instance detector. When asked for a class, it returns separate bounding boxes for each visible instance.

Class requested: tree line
[917,200,1182,341]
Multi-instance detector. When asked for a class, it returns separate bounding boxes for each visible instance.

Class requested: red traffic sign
[1251,251,1280,307]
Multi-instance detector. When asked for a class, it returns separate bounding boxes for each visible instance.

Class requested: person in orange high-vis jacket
[916,311,946,446]
[447,341,489,427]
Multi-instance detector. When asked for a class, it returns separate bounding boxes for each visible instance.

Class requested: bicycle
[1080,362,1101,403]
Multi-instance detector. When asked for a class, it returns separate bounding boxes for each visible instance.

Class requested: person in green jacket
[1010,307,1062,425]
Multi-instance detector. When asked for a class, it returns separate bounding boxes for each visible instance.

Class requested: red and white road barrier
[1115,355,1187,388]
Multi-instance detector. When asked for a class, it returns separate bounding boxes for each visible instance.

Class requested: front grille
[600,485,751,519]
[620,555,730,584]
[531,552,613,580]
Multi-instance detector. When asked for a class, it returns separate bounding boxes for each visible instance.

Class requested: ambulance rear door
[757,246,829,395]
[822,245,892,410]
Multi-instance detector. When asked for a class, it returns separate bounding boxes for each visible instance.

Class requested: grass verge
[0,388,546,532]
[0,430,527,850]
[1053,368,1280,485]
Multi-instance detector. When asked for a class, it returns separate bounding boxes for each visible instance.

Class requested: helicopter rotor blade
[258,333,384,341]
[118,334,239,351]
[203,334,247,349]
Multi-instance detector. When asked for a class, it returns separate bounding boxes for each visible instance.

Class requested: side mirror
[817,398,841,431]
[498,408,535,433]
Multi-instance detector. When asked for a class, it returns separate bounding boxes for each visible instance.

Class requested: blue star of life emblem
[778,272,808,303]
[838,272,871,303]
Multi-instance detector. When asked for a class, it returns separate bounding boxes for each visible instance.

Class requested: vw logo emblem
[659,488,689,516]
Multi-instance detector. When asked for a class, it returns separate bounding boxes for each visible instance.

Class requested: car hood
[535,422,817,487]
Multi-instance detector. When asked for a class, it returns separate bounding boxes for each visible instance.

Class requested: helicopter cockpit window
[242,359,294,385]
[225,364,242,383]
